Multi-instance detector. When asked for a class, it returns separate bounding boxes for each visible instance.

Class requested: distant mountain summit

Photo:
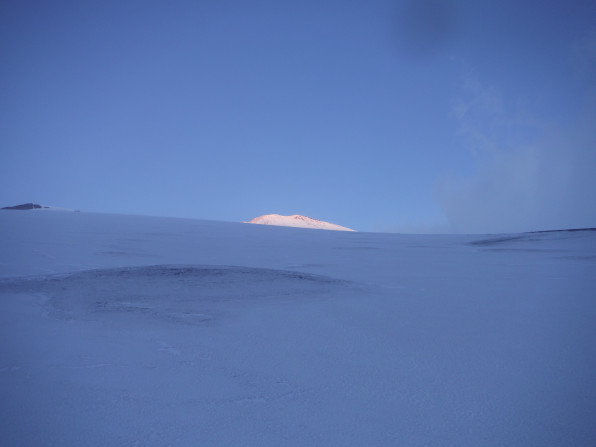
[246,214,355,232]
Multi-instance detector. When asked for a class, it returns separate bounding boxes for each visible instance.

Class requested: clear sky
[2,0,595,233]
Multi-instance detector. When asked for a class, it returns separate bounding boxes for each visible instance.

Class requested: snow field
[1,210,595,445]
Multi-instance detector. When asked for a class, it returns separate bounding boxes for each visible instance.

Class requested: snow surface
[247,214,355,231]
[1,210,596,446]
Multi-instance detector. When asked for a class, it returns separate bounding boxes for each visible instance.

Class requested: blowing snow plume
[246,214,355,231]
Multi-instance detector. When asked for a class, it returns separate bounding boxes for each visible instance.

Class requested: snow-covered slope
[247,214,355,231]
[1,211,595,446]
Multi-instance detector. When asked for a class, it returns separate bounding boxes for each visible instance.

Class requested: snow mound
[246,214,355,231]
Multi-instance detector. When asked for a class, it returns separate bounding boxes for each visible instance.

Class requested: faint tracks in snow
[157,341,181,356]
[52,363,130,369]
[0,365,23,373]
[227,387,316,406]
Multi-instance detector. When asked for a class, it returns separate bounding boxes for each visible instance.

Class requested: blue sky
[2,0,595,233]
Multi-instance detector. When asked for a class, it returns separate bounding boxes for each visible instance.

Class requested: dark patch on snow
[470,228,596,247]
[482,248,569,253]
[557,255,596,261]
[333,246,378,250]
[97,250,159,258]
[469,235,528,246]
[529,228,596,234]
[0,265,353,326]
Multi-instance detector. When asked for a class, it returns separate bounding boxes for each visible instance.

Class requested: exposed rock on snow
[1,203,77,212]
[246,214,355,231]
[2,203,46,210]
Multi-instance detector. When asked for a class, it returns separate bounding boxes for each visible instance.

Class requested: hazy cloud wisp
[437,76,596,234]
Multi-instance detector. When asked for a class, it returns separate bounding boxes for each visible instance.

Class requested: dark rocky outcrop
[2,203,47,210]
